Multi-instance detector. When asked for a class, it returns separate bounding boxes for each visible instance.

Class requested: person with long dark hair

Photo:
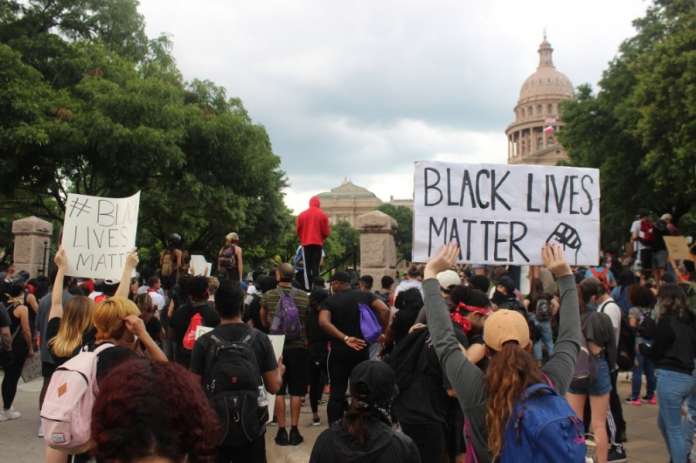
[422,243,583,462]
[309,360,420,463]
[647,284,696,463]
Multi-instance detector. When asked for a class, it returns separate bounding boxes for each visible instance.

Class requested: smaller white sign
[190,254,212,276]
[61,192,140,280]
[266,334,285,423]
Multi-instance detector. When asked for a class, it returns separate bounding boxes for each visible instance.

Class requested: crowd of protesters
[0,203,695,463]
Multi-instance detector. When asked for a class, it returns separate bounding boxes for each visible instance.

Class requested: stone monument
[12,216,53,278]
[356,210,398,282]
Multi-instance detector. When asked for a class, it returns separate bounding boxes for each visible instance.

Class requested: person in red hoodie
[297,196,331,290]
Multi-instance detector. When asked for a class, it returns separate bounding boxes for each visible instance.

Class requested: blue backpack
[500,383,586,463]
[358,303,382,343]
[270,291,303,341]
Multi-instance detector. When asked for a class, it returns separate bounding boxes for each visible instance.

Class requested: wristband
[343,335,349,343]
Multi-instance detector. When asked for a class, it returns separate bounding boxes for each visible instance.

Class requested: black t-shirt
[0,305,10,329]
[94,343,137,383]
[321,290,377,356]
[45,318,96,367]
[190,323,278,379]
[145,317,163,343]
[170,301,220,366]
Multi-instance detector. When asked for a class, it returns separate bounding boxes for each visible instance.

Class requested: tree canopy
[559,0,696,249]
[377,204,413,263]
[0,0,293,269]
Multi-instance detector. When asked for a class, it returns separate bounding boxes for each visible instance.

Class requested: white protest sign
[61,192,140,280]
[413,162,600,265]
[266,334,285,423]
[190,254,212,276]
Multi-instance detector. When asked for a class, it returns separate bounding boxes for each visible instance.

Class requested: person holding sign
[423,243,584,463]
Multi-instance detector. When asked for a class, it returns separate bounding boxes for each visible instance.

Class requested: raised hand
[54,246,68,269]
[125,249,139,269]
[424,242,460,280]
[541,243,572,278]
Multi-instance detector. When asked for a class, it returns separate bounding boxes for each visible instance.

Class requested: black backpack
[203,328,267,447]
[218,245,237,271]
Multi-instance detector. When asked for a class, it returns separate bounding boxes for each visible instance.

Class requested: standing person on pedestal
[218,232,244,283]
[160,233,187,291]
[296,196,330,291]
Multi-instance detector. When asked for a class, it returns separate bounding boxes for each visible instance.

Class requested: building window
[528,106,533,116]
[547,104,553,114]
[521,108,525,117]
[537,105,542,115]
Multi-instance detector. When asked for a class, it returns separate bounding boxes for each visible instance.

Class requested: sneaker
[312,416,321,426]
[625,398,641,406]
[607,444,627,462]
[289,427,304,446]
[2,408,20,420]
[275,428,289,446]
[642,396,657,405]
[0,411,7,422]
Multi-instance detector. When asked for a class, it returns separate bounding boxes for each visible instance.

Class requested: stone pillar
[356,210,397,282]
[12,216,53,278]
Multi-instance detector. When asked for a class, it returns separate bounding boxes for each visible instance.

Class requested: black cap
[497,276,516,294]
[349,360,396,405]
[330,271,350,283]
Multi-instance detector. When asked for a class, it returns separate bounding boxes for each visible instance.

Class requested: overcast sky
[139,0,649,213]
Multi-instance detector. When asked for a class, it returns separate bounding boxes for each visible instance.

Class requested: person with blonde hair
[218,232,243,282]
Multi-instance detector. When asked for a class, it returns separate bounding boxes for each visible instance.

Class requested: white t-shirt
[599,298,622,348]
[147,290,166,312]
[630,220,643,252]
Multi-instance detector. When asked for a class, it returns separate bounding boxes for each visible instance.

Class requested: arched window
[547,104,553,114]
[528,106,533,116]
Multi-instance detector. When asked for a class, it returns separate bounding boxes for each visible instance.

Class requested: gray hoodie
[423,274,581,463]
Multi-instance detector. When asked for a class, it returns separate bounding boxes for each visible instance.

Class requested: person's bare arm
[259,303,270,329]
[175,249,183,269]
[236,247,243,282]
[17,305,33,355]
[26,293,38,314]
[115,250,139,299]
[263,361,285,394]
[319,309,366,351]
[49,247,68,320]
[370,298,390,330]
[123,315,167,362]
[465,343,487,364]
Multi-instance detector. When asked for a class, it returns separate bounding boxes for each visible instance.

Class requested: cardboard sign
[61,192,140,280]
[664,236,694,261]
[266,335,285,423]
[413,162,600,265]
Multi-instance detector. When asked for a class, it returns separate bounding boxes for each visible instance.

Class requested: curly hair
[91,358,220,463]
[657,283,691,322]
[485,342,544,458]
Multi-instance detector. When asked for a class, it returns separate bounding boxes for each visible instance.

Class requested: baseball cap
[496,276,516,294]
[349,360,397,405]
[437,270,460,290]
[330,271,351,283]
[483,309,530,351]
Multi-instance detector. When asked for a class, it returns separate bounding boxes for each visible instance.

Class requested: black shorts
[278,347,310,396]
[640,248,653,271]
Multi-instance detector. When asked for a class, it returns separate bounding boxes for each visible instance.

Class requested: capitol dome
[518,39,573,103]
[505,35,574,166]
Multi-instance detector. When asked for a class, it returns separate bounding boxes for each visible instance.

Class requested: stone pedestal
[356,210,398,282]
[12,216,53,278]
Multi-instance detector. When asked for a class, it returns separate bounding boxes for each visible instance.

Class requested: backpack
[203,330,267,447]
[387,329,431,392]
[161,250,175,277]
[270,290,303,341]
[535,298,551,322]
[590,267,610,293]
[500,382,586,463]
[218,245,237,271]
[40,343,114,452]
[358,302,382,344]
[639,219,655,246]
[182,312,203,351]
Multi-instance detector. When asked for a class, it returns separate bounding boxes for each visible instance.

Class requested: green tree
[323,221,359,271]
[377,204,413,263]
[559,0,696,249]
[0,0,292,270]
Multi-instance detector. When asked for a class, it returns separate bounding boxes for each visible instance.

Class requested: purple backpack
[270,290,303,341]
[358,303,382,343]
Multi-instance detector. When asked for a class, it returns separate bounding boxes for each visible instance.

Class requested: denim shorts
[568,356,612,396]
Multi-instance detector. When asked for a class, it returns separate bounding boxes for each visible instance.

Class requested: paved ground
[0,373,669,462]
